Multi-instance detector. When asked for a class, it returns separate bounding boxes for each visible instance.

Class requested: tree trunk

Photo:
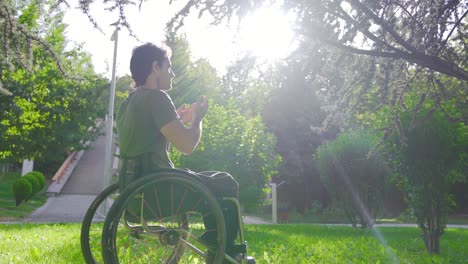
[421,206,444,254]
[422,229,441,254]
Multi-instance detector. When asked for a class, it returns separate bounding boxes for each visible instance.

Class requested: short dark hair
[130,43,170,86]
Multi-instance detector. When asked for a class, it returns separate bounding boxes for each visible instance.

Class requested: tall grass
[0,223,466,263]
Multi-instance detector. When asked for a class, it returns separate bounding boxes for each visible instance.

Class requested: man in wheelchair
[116,43,254,263]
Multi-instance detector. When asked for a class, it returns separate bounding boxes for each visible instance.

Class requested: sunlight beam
[237,5,298,62]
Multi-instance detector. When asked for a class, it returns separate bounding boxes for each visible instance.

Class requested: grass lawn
[0,172,48,221]
[248,208,468,225]
[0,223,466,263]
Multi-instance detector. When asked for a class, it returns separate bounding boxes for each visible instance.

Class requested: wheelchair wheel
[81,183,119,264]
[102,171,226,264]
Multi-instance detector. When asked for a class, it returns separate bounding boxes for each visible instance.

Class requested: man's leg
[197,171,240,256]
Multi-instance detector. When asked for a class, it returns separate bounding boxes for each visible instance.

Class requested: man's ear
[152,61,160,72]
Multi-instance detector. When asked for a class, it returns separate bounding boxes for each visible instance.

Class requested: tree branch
[334,5,401,53]
[326,40,468,80]
[438,9,468,55]
[349,0,421,54]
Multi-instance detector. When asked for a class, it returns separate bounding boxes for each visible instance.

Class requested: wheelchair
[81,168,255,264]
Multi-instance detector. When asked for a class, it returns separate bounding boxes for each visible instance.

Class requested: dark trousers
[192,171,240,251]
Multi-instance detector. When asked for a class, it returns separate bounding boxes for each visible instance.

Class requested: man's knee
[200,171,239,198]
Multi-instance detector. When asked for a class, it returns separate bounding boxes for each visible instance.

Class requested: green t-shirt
[117,88,179,169]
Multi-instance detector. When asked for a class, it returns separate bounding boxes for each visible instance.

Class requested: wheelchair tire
[102,171,227,264]
[81,183,119,264]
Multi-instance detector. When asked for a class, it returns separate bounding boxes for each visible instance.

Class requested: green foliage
[384,96,467,253]
[315,129,390,228]
[21,171,46,197]
[166,34,222,107]
[113,75,133,116]
[219,56,275,117]
[22,174,41,198]
[0,172,47,220]
[0,3,108,176]
[170,101,281,211]
[12,178,32,206]
[28,171,46,190]
[12,171,45,206]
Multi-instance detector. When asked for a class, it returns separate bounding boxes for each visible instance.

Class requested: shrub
[28,171,46,190]
[315,129,390,228]
[12,178,32,206]
[23,174,41,198]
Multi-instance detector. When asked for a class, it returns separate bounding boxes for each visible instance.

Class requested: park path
[23,128,109,223]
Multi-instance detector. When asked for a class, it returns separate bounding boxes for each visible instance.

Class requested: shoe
[246,256,256,264]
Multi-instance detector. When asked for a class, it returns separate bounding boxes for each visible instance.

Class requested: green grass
[0,223,467,263]
[248,207,468,225]
[0,172,48,221]
[246,225,468,264]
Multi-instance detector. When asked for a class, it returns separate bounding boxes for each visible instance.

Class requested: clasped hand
[177,96,209,125]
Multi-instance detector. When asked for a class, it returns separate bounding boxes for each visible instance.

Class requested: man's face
[156,59,175,91]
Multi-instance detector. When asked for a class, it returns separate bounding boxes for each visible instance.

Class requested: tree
[315,129,390,228]
[0,3,108,176]
[7,1,466,83]
[166,34,223,107]
[384,95,467,254]
[262,57,335,212]
[98,75,134,118]
[170,101,281,211]
[165,0,468,81]
[0,1,72,94]
[219,55,279,117]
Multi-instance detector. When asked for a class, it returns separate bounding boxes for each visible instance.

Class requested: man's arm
[160,118,202,155]
[160,96,208,155]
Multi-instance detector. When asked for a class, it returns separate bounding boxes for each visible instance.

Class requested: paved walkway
[23,128,109,223]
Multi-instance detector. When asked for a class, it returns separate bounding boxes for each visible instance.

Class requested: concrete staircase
[60,131,107,195]
[25,127,112,222]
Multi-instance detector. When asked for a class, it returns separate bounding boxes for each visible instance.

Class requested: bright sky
[63,1,297,78]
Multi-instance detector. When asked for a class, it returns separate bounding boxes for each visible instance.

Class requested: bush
[12,178,32,206]
[22,174,41,198]
[315,129,390,228]
[28,171,46,190]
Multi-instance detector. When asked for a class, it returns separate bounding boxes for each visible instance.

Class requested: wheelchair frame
[81,169,252,264]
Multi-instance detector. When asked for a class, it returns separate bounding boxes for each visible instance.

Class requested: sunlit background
[63,1,297,77]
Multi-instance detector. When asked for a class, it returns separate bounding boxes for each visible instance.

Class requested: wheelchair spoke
[171,184,174,223]
[174,188,189,216]
[153,187,163,223]
[143,199,161,221]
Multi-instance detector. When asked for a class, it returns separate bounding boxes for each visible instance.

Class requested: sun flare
[237,6,297,61]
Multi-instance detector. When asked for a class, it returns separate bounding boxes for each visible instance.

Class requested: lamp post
[103,21,120,190]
